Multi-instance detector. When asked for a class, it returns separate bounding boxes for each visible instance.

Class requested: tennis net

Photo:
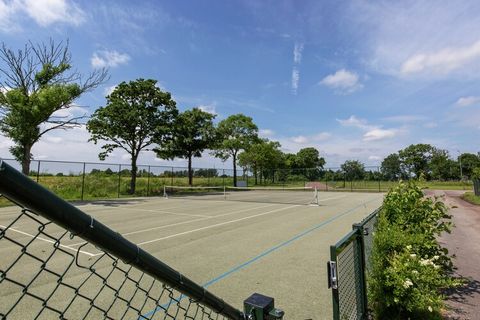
[163,185,319,206]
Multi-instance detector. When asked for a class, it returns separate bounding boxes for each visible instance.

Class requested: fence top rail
[331,229,359,255]
[0,160,245,320]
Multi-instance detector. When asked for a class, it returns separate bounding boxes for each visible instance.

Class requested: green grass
[462,192,480,205]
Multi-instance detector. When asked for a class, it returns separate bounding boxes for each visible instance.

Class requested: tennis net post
[0,160,284,320]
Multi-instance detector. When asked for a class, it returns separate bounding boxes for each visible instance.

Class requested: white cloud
[45,136,63,143]
[292,135,308,144]
[0,0,20,32]
[291,67,300,95]
[23,0,85,27]
[0,0,84,32]
[290,42,304,95]
[293,42,304,64]
[104,85,117,96]
[259,129,275,137]
[50,105,88,118]
[337,115,398,142]
[347,1,480,79]
[91,50,130,68]
[401,41,480,76]
[320,69,363,94]
[197,104,217,115]
[363,129,396,141]
[290,132,331,145]
[336,115,372,130]
[368,155,381,161]
[455,96,480,107]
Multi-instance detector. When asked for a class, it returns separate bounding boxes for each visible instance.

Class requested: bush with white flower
[369,181,460,319]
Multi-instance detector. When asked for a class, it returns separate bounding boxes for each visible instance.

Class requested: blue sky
[0,0,479,169]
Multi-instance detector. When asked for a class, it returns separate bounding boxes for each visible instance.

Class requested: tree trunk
[21,144,32,175]
[232,152,237,187]
[130,154,138,195]
[188,154,193,186]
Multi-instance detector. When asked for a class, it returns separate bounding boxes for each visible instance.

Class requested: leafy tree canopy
[0,39,107,174]
[213,114,258,185]
[341,160,365,180]
[398,144,435,178]
[155,107,216,185]
[87,79,177,193]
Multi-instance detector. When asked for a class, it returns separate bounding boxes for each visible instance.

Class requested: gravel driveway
[428,190,480,320]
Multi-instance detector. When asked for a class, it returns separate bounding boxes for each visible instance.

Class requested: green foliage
[473,167,480,179]
[213,114,258,185]
[381,153,404,180]
[462,192,480,205]
[238,139,283,184]
[398,144,435,179]
[341,160,365,180]
[87,79,177,193]
[369,181,459,319]
[154,108,216,185]
[0,40,107,174]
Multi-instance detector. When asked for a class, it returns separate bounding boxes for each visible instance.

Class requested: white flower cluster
[403,279,413,288]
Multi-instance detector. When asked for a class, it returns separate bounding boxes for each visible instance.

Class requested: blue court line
[140,196,382,319]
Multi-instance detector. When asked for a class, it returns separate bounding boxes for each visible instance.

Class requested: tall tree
[341,160,365,180]
[154,108,216,185]
[213,114,258,186]
[238,139,283,184]
[398,144,435,178]
[430,148,457,180]
[295,147,325,180]
[0,40,108,174]
[87,79,177,194]
[458,153,480,179]
[381,153,403,180]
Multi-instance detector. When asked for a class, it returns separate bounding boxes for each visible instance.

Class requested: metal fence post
[81,162,86,201]
[36,160,41,182]
[171,167,174,186]
[118,164,121,198]
[147,165,151,197]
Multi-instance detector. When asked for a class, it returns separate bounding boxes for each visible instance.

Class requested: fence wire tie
[75,243,93,270]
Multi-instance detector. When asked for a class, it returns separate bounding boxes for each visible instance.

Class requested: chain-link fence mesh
[0,161,245,320]
[335,234,364,320]
[329,209,380,320]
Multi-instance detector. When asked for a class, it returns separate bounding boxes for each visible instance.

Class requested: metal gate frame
[327,209,380,320]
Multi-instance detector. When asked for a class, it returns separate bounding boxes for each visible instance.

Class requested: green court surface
[0,191,383,319]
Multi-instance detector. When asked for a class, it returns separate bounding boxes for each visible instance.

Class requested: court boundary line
[0,224,96,257]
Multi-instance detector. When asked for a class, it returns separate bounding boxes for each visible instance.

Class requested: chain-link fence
[0,160,283,320]
[1,158,473,207]
[327,209,380,320]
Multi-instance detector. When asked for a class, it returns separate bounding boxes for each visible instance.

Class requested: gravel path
[430,190,480,320]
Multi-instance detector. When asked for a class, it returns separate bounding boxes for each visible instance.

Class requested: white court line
[0,224,96,257]
[319,195,347,202]
[113,206,211,218]
[122,203,279,236]
[68,203,279,247]
[136,204,300,246]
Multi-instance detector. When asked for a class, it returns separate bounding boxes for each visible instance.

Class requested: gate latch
[327,261,338,290]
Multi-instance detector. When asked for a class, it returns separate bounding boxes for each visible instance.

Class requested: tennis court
[0,187,383,319]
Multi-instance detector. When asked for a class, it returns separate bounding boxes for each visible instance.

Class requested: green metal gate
[327,209,380,320]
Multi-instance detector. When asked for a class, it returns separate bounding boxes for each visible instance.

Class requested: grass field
[462,192,480,205]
